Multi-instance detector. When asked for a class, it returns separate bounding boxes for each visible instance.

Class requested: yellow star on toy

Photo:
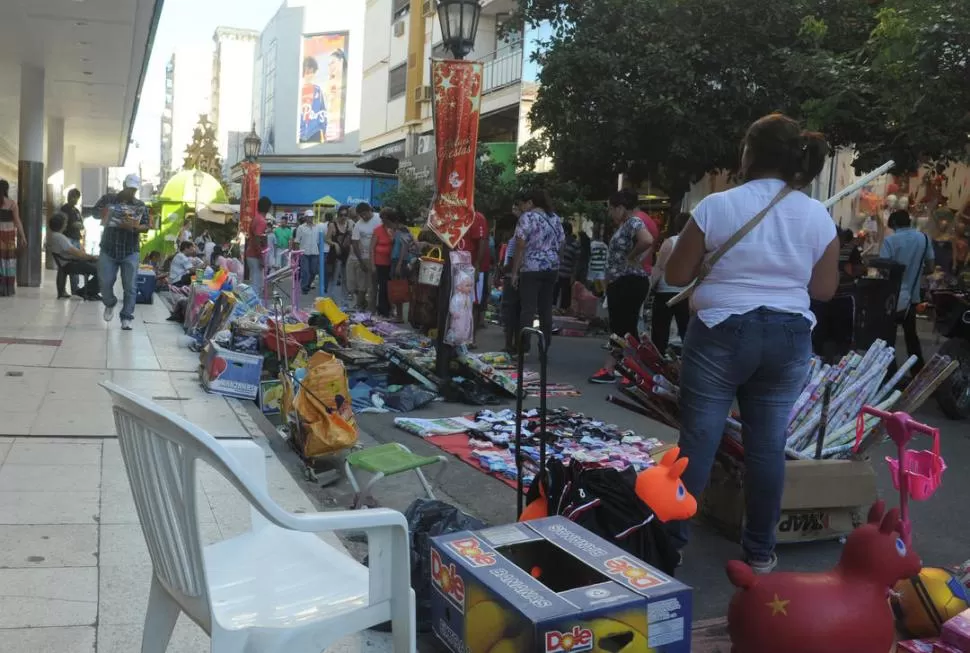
[766,594,790,616]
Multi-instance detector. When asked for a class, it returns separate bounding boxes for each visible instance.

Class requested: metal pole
[193,186,199,244]
[318,224,326,299]
[435,248,453,378]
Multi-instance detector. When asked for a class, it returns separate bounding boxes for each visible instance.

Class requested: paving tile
[0,525,98,568]
[0,492,100,525]
[0,344,57,367]
[0,626,96,653]
[97,564,154,625]
[50,346,107,369]
[0,567,98,627]
[5,441,102,466]
[0,464,101,493]
[0,414,33,437]
[109,370,177,398]
[99,522,223,568]
[45,369,112,401]
[31,400,116,437]
[98,619,211,653]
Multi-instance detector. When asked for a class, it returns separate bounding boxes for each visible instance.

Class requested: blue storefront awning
[258,175,395,208]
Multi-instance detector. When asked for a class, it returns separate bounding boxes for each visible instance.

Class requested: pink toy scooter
[854,407,946,547]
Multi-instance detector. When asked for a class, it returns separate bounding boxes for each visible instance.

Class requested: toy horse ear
[661,447,681,467]
[669,457,689,479]
[867,500,886,525]
[879,507,901,535]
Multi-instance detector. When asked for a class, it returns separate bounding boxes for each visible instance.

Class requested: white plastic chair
[100,381,415,653]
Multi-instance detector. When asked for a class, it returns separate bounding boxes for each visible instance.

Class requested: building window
[388,63,407,100]
[393,0,409,20]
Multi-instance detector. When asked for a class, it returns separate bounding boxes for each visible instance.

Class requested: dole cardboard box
[201,342,263,400]
[430,516,692,653]
[700,449,877,544]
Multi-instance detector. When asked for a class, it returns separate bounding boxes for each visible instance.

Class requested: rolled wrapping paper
[786,357,890,450]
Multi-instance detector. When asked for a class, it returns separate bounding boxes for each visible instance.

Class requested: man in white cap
[94,174,150,330]
[294,209,320,294]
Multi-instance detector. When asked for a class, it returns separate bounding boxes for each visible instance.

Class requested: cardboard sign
[430,516,692,653]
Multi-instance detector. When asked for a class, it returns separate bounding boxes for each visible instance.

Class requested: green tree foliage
[515,0,970,207]
[378,171,434,224]
[804,0,970,172]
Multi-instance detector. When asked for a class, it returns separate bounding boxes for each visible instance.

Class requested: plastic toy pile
[610,333,958,460]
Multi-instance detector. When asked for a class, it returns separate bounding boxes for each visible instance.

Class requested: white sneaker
[121,319,133,331]
[103,305,115,322]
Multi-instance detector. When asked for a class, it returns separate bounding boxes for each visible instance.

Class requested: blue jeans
[669,307,811,560]
[300,254,319,293]
[99,252,140,321]
[246,257,264,299]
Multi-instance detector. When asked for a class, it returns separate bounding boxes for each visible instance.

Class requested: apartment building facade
[358,0,527,180]
[233,0,394,209]
[211,27,259,178]
[159,46,213,186]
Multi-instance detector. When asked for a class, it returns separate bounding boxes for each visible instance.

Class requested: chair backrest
[100,381,273,629]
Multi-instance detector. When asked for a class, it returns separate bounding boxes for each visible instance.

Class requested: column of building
[17,65,45,287]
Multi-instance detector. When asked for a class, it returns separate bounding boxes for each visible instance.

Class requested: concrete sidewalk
[0,279,392,652]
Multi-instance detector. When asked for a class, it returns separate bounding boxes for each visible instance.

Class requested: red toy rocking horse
[726,500,921,653]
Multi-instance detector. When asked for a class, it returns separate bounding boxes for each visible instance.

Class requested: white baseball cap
[123,174,141,189]
[303,209,315,218]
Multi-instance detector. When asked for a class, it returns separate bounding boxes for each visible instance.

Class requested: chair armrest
[279,507,407,534]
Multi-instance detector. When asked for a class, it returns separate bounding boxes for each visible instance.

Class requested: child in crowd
[587,224,608,295]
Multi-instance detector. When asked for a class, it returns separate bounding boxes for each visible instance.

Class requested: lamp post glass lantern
[437,0,482,60]
[244,123,261,161]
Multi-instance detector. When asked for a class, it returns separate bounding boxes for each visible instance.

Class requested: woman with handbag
[664,113,840,573]
[0,180,26,297]
[588,189,656,383]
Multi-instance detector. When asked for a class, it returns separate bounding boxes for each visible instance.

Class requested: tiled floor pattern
[0,287,261,439]
[0,278,392,651]
[0,437,391,652]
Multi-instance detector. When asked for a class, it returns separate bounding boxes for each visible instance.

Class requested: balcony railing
[479,47,522,94]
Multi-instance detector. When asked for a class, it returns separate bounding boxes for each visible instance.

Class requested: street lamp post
[433,0,482,379]
[192,168,204,243]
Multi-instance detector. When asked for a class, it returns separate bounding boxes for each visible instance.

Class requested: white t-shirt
[691,179,836,328]
[294,223,319,255]
[315,221,330,254]
[654,235,688,294]
[352,217,382,261]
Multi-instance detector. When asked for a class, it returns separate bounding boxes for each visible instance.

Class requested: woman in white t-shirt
[664,113,840,574]
[649,211,692,354]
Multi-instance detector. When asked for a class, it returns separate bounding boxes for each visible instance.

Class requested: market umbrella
[313,195,340,207]
[159,170,229,205]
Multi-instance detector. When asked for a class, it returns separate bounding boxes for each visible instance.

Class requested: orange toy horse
[634,446,697,523]
[519,447,697,523]
[726,500,922,653]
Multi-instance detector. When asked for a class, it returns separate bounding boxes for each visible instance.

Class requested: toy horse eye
[895,538,907,557]
[676,484,686,501]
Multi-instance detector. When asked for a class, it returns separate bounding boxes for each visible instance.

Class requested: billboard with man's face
[298,32,348,146]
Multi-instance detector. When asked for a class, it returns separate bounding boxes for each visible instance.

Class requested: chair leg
[141,576,180,653]
[356,472,384,509]
[414,468,436,501]
[391,587,417,652]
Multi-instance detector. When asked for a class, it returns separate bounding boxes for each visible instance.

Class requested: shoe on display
[103,305,115,322]
[588,368,617,384]
[121,319,133,331]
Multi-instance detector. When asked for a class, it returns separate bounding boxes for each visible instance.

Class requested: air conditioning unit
[393,19,406,37]
[422,0,436,17]
[414,85,433,103]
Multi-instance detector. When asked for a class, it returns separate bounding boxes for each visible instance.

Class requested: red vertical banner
[428,60,484,249]
[240,161,261,234]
